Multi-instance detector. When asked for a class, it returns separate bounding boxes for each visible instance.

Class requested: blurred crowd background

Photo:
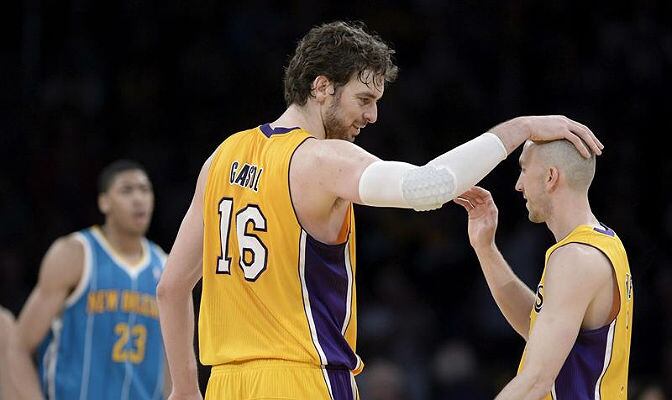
[2,1,671,399]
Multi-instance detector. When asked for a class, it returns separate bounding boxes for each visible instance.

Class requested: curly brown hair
[283,21,398,107]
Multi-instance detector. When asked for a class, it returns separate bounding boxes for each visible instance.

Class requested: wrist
[473,241,498,255]
[489,117,530,154]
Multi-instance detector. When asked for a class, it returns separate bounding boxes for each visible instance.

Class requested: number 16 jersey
[200,124,363,375]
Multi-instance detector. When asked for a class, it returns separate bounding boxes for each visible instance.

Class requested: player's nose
[363,103,377,124]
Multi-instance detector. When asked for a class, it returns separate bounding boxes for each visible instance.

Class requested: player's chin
[127,220,150,235]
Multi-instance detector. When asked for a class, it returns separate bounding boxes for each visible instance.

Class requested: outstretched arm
[495,244,613,400]
[293,115,602,213]
[157,158,211,400]
[455,186,535,339]
[9,236,84,400]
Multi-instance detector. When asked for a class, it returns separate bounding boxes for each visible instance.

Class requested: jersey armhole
[64,233,92,307]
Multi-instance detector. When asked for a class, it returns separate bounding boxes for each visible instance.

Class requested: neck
[100,223,144,257]
[545,191,598,242]
[272,103,326,139]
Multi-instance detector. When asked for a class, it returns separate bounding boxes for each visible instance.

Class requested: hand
[523,115,603,157]
[454,186,499,250]
[491,115,604,158]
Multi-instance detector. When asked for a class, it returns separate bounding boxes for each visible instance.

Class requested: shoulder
[38,233,86,287]
[293,138,378,173]
[546,242,613,286]
[48,233,86,261]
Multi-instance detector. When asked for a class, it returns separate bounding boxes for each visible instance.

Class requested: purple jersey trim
[326,369,356,400]
[554,322,613,399]
[593,222,615,237]
[259,123,300,137]
[302,232,358,370]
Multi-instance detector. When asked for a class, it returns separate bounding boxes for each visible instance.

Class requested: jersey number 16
[216,197,268,281]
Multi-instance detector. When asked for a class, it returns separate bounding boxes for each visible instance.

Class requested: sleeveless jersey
[37,226,167,400]
[200,124,363,381]
[519,223,633,399]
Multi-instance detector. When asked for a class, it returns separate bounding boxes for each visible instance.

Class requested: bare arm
[495,244,613,400]
[455,187,535,338]
[157,158,212,400]
[0,307,16,400]
[9,236,84,400]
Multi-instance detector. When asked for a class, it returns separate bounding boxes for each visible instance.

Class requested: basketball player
[0,306,15,399]
[9,160,169,400]
[157,21,604,400]
[455,140,632,399]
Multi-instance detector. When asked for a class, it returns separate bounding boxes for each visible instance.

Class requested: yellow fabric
[518,224,633,399]
[205,360,359,400]
[200,126,361,376]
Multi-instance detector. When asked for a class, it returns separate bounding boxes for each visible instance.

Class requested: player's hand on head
[454,186,498,249]
[524,115,603,158]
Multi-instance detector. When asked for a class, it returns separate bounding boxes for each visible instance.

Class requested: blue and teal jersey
[37,226,167,400]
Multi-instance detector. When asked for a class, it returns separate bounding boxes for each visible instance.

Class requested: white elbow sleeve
[358,161,456,211]
[427,132,507,196]
[357,133,507,211]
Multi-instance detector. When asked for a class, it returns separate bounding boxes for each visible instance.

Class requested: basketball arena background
[1,1,671,399]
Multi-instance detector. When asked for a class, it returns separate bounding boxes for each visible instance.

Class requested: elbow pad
[358,161,456,211]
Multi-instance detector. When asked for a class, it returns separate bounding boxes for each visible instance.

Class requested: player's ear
[311,75,334,103]
[98,193,110,214]
[546,166,560,192]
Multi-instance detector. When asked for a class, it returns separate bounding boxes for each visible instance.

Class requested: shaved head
[529,139,596,191]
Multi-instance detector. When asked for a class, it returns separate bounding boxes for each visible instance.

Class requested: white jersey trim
[65,233,92,307]
[341,242,354,335]
[298,230,334,399]
[90,226,151,279]
[594,320,616,400]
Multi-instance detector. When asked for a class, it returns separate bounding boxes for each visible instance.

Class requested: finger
[566,119,603,155]
[563,129,592,158]
[457,192,481,206]
[463,188,488,205]
[454,197,474,211]
[570,128,604,156]
[470,186,491,199]
[570,127,602,156]
[568,119,603,149]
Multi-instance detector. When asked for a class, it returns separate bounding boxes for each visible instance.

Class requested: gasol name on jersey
[230,161,263,192]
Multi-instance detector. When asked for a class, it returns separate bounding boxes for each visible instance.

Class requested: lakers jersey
[37,226,166,400]
[200,124,363,378]
[519,223,633,399]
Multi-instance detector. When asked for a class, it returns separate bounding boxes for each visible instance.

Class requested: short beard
[323,92,352,141]
[527,196,551,224]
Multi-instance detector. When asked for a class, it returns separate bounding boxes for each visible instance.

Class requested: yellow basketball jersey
[518,223,633,399]
[200,124,363,378]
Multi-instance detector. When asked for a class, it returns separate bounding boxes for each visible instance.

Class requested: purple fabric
[594,222,615,237]
[304,233,358,370]
[554,323,611,399]
[259,123,300,137]
[326,368,355,400]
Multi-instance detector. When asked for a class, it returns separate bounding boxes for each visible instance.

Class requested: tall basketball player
[9,160,169,400]
[157,21,604,400]
[456,140,632,399]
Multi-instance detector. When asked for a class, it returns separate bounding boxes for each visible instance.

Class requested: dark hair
[98,159,148,194]
[283,21,398,106]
